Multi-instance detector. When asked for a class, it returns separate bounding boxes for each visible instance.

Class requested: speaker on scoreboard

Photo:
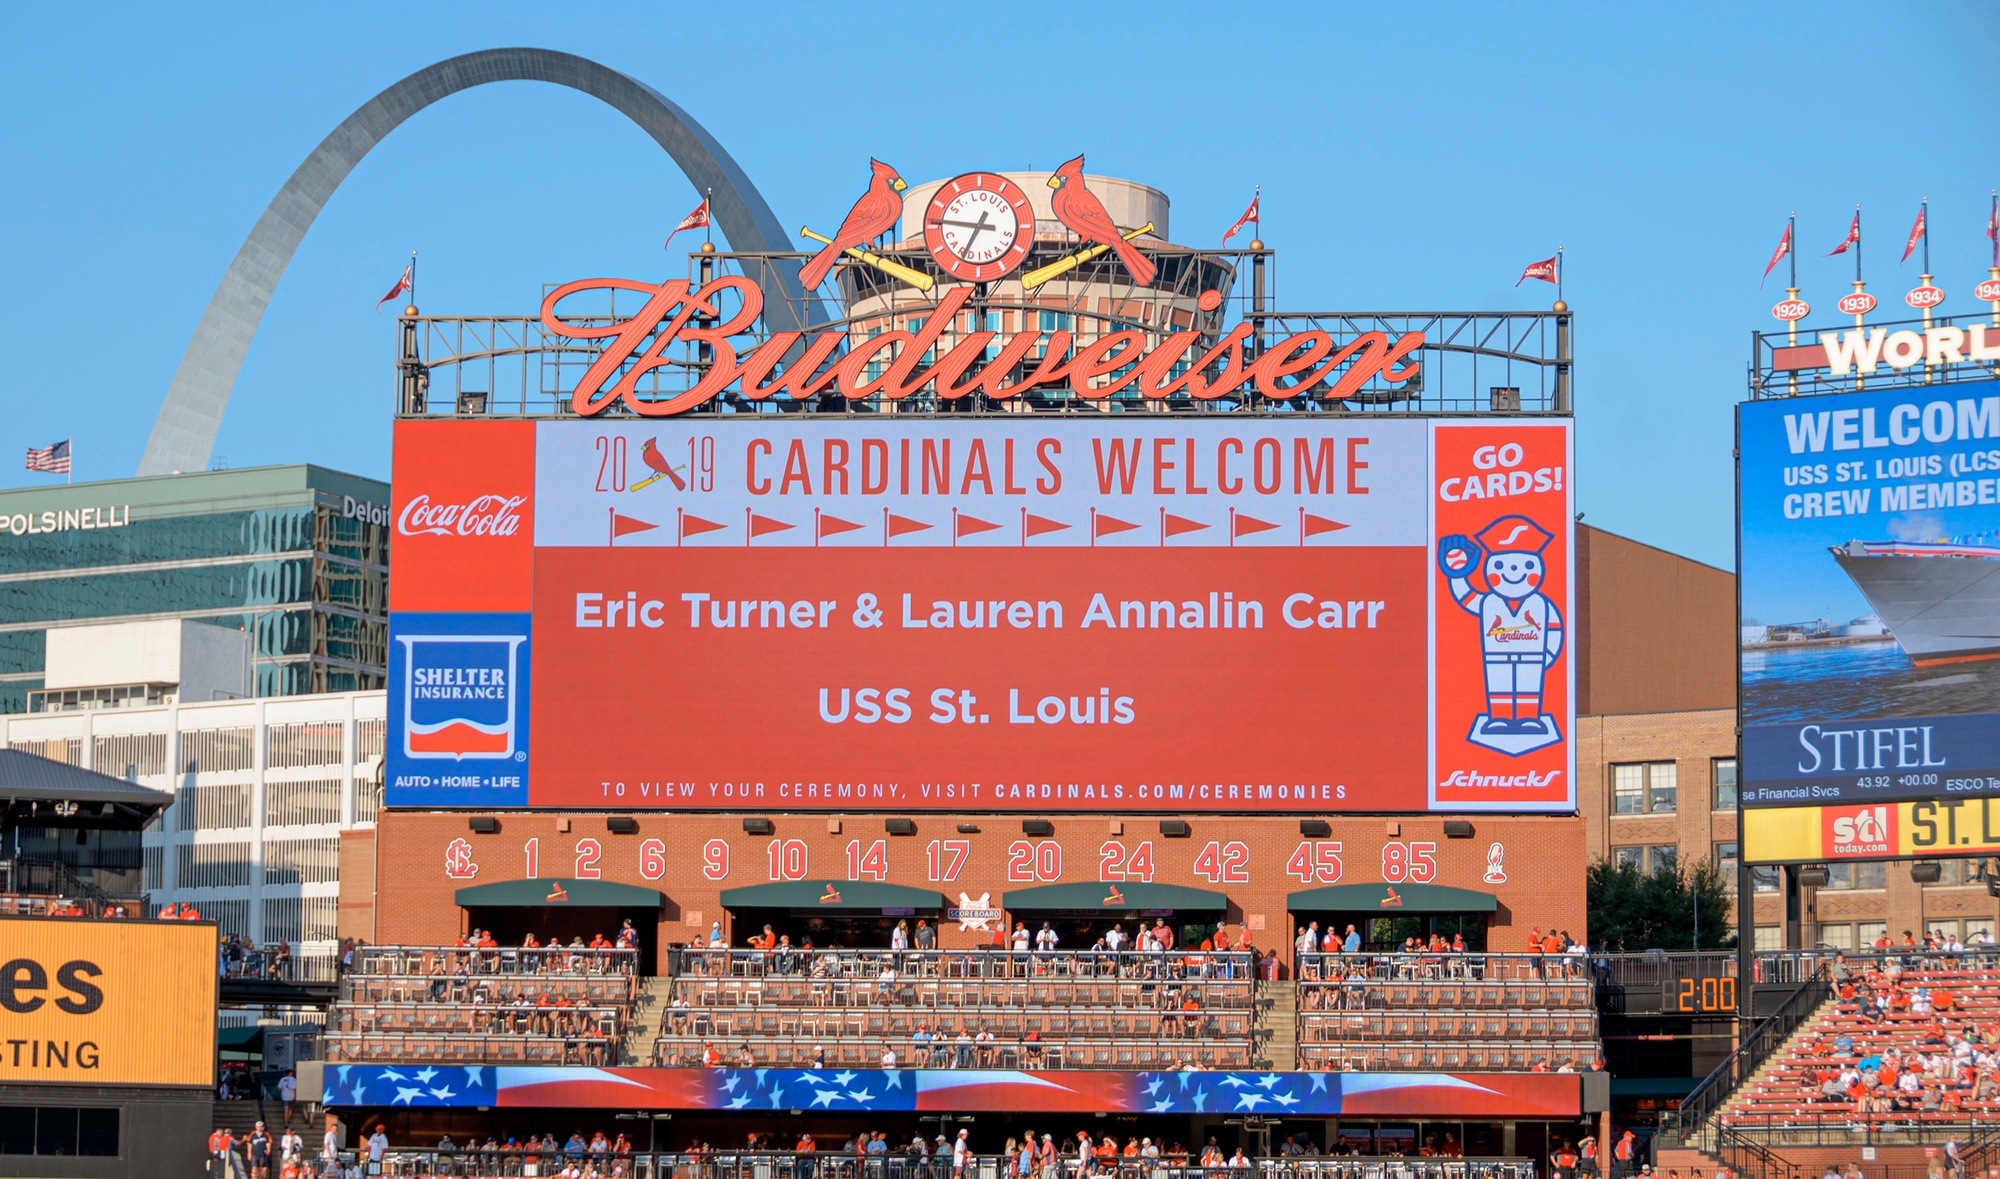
[606,816,640,835]
[956,823,981,834]
[467,816,500,834]
[1911,862,1942,884]
[1159,819,1191,838]
[1442,820,1475,839]
[1795,865,1829,887]
[1299,820,1332,838]
[743,817,775,836]
[1022,819,1055,837]
[885,817,918,836]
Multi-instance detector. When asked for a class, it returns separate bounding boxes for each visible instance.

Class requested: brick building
[1574,524,1998,950]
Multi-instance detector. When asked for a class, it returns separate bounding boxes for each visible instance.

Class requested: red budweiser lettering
[398,494,526,538]
[540,276,1424,418]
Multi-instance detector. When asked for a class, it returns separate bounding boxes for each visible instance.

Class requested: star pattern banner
[318,1066,1579,1118]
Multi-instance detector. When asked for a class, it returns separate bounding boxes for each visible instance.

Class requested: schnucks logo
[397,493,526,538]
[397,633,526,760]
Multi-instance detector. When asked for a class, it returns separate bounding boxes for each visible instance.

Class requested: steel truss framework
[1752,308,2000,400]
[399,244,1575,419]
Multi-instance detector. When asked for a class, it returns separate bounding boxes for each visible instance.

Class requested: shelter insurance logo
[387,611,532,807]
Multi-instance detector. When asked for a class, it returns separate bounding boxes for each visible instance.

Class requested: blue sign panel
[387,611,531,807]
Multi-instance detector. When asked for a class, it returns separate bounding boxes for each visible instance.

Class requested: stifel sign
[541,279,1423,417]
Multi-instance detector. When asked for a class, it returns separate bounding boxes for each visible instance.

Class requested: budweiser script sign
[541,277,1424,417]
[397,494,526,538]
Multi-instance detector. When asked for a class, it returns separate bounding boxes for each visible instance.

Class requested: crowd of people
[709,919,1264,981]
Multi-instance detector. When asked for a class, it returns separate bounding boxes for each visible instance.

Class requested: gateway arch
[140,47,821,477]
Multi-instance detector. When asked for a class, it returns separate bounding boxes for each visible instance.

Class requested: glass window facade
[0,470,388,713]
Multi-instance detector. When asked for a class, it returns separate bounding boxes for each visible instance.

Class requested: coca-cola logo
[397,493,526,538]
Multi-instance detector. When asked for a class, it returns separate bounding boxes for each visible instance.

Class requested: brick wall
[364,811,1586,967]
[1575,525,1735,717]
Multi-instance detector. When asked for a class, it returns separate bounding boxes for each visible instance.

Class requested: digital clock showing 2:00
[1664,976,1737,1012]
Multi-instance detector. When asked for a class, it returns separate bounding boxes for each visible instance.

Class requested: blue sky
[2,2,1994,569]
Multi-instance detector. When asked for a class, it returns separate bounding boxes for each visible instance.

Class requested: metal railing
[1295,951,1592,982]
[669,948,1255,982]
[1658,974,1832,1153]
[651,1031,1250,1071]
[347,1152,1537,1179]
[0,855,126,910]
[352,945,641,978]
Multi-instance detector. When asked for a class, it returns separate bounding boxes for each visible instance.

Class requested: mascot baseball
[1437,514,1565,755]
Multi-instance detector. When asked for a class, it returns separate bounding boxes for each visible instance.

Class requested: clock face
[922,173,1036,283]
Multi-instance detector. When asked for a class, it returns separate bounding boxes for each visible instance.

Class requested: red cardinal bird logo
[1048,155,1156,286]
[632,437,686,492]
[798,159,908,290]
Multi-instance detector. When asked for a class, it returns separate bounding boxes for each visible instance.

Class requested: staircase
[1253,980,1296,1071]
[1661,977,1832,1159]
[210,1097,279,1136]
[618,975,674,1066]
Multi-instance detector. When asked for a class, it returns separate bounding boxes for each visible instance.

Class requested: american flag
[25,439,71,474]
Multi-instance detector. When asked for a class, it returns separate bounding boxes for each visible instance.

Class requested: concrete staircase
[1253,980,1296,1071]
[618,975,674,1066]
[209,1097,280,1136]
[1669,987,1836,1160]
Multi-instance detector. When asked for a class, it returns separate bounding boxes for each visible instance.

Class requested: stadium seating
[1721,954,2000,1130]
[652,949,1256,1069]
[1295,951,1602,1071]
[323,945,640,1065]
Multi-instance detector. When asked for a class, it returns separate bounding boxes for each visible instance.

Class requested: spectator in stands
[881,1044,899,1068]
[1342,925,1361,953]
[700,1040,722,1067]
[915,919,936,953]
[1036,922,1059,955]
[277,1070,297,1125]
[735,1041,756,1067]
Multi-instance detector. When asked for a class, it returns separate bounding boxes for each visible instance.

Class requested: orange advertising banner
[1429,424,1575,811]
[0,918,216,1087]
[386,418,1574,813]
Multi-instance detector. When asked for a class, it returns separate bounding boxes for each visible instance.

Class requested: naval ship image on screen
[1832,537,2000,665]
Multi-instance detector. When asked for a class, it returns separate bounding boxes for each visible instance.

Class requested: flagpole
[1253,184,1260,240]
[704,188,713,247]
[1556,246,1564,304]
[67,437,72,486]
[409,250,418,311]
[1788,212,1798,291]
[1854,205,1863,286]
[1921,197,1930,275]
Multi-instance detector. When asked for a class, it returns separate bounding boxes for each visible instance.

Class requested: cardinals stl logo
[818,883,843,905]
[1379,887,1404,908]
[444,838,479,880]
[546,882,570,903]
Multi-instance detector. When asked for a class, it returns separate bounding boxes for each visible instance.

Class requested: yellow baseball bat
[798,227,935,292]
[1020,222,1154,291]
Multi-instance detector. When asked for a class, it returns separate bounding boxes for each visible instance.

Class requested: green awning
[1002,882,1228,914]
[719,880,946,912]
[1286,882,1498,913]
[217,1025,265,1050]
[455,878,663,908]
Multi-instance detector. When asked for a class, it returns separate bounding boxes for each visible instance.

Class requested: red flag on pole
[375,264,412,309]
[1516,255,1559,286]
[1760,221,1792,289]
[664,197,711,251]
[1901,203,1926,263]
[1222,194,1260,244]
[1827,212,1860,256]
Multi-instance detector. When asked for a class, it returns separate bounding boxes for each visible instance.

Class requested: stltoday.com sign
[386,415,1575,815]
